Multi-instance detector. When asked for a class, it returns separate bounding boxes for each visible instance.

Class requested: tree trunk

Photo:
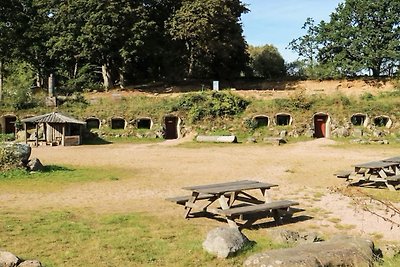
[0,60,3,102]
[101,64,113,91]
[187,42,194,77]
[119,62,126,89]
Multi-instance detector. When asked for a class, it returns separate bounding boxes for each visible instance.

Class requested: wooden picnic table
[382,156,400,163]
[352,160,400,191]
[167,180,299,228]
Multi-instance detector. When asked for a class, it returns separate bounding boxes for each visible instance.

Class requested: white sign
[213,81,219,91]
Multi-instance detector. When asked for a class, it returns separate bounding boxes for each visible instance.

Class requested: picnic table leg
[184,192,199,219]
[378,169,387,178]
[260,188,271,203]
[385,182,396,191]
[218,195,238,228]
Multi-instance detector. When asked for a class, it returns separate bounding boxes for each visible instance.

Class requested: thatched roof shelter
[22,112,86,146]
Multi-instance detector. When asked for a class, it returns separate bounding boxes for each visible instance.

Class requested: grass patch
[0,166,131,192]
[361,188,400,203]
[0,210,288,267]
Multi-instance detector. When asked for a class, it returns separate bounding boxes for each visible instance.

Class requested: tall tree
[0,0,28,102]
[248,45,286,78]
[167,0,249,79]
[290,0,400,78]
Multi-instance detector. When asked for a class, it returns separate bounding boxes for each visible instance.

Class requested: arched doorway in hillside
[164,115,180,139]
[373,115,392,128]
[253,115,269,128]
[1,114,17,134]
[86,117,101,129]
[275,113,292,126]
[351,113,368,127]
[136,117,152,129]
[111,117,126,129]
[313,113,331,138]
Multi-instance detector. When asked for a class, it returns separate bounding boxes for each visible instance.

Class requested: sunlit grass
[0,166,132,192]
[0,210,290,267]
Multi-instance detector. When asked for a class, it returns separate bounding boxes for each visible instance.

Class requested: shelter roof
[21,112,85,125]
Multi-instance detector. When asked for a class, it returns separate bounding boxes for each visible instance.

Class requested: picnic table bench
[166,180,301,228]
[339,158,400,191]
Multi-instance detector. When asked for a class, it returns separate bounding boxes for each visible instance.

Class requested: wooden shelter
[21,112,86,146]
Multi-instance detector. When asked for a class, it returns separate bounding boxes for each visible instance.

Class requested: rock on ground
[18,260,42,267]
[203,227,251,258]
[0,251,20,267]
[244,235,375,267]
[27,158,44,172]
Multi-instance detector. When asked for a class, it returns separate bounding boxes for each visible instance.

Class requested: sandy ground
[1,137,399,242]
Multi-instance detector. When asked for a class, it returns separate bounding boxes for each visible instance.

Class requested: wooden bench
[334,170,352,178]
[386,174,400,182]
[166,194,215,205]
[218,200,299,217]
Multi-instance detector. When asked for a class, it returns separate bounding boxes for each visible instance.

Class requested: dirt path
[1,139,399,241]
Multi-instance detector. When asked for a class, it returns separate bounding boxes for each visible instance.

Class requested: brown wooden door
[5,116,16,134]
[165,116,178,139]
[314,115,327,138]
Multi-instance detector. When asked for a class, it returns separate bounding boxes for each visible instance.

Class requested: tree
[318,0,400,77]
[0,0,28,102]
[288,18,321,78]
[47,0,155,90]
[167,0,249,79]
[248,45,286,78]
[289,0,400,78]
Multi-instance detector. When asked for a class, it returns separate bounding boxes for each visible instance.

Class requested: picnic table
[166,180,300,228]
[350,160,400,191]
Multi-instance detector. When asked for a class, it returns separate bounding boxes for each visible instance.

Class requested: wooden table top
[382,156,400,163]
[353,161,398,168]
[182,180,278,194]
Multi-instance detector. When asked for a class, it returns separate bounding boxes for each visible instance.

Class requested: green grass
[362,188,400,203]
[0,210,288,267]
[0,166,131,192]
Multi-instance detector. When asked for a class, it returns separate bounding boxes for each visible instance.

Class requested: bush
[0,144,20,171]
[171,91,250,122]
[3,61,37,110]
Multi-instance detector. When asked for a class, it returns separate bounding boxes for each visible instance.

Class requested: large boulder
[26,158,44,172]
[0,142,31,166]
[203,227,251,258]
[18,260,42,267]
[0,251,20,267]
[244,235,375,267]
[268,230,323,245]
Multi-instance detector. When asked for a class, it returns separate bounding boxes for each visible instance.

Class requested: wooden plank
[166,193,216,204]
[386,175,400,181]
[195,182,278,194]
[218,200,299,216]
[182,180,255,191]
[353,161,397,169]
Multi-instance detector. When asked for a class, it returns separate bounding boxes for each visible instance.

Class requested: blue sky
[241,0,344,62]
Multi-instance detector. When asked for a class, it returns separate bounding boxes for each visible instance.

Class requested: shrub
[171,91,250,122]
[0,144,20,171]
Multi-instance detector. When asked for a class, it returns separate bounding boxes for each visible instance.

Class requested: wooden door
[165,116,178,139]
[5,116,16,134]
[314,115,327,138]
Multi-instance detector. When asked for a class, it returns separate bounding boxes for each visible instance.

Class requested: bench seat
[386,175,400,182]
[218,200,299,216]
[166,193,219,205]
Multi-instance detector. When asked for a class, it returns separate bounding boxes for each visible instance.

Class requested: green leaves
[290,0,400,78]
[171,91,250,122]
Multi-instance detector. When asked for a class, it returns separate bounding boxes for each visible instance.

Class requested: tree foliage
[0,0,250,99]
[167,0,249,79]
[248,45,286,78]
[289,0,400,78]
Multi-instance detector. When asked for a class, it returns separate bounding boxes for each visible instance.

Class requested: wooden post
[35,123,39,147]
[62,124,65,146]
[24,123,27,144]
